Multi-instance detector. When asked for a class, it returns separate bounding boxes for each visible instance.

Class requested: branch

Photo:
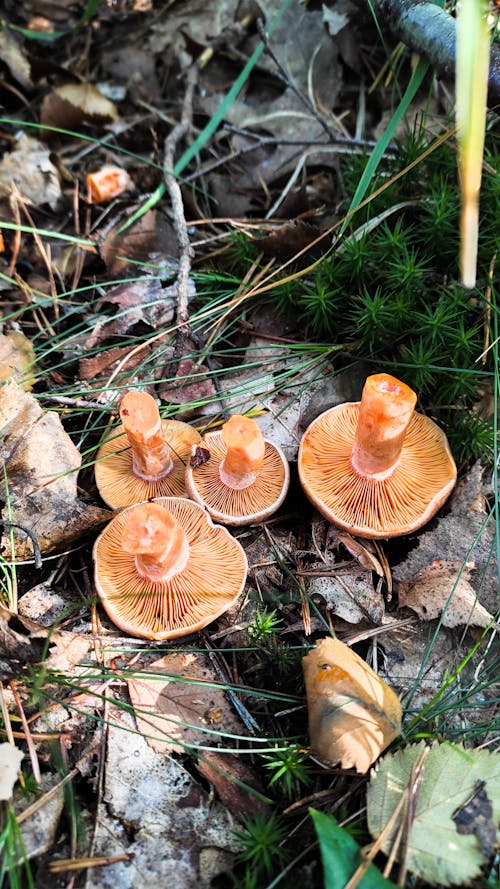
[366,0,500,107]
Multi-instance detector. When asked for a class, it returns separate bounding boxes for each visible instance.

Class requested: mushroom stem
[219,415,265,490]
[121,502,190,582]
[119,391,174,481]
[350,373,417,479]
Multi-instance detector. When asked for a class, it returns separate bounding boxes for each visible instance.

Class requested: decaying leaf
[87,702,239,889]
[367,741,500,885]
[398,560,495,628]
[394,463,498,615]
[306,570,384,625]
[41,82,119,130]
[195,750,267,818]
[125,651,246,755]
[0,603,91,678]
[302,636,402,774]
[0,135,62,211]
[0,742,24,800]
[0,31,32,89]
[0,381,111,559]
[0,331,36,390]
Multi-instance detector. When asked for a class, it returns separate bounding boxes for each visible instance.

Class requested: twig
[2,522,42,569]
[163,66,198,363]
[202,637,260,735]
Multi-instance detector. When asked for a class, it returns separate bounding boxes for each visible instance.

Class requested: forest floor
[0,2,499,888]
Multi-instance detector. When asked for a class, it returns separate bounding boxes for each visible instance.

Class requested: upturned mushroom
[93,497,248,639]
[298,372,457,538]
[95,390,201,508]
[184,414,290,525]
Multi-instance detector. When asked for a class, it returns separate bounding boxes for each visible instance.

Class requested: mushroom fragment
[86,165,131,203]
[93,497,248,640]
[298,373,457,538]
[95,390,201,508]
[184,414,290,525]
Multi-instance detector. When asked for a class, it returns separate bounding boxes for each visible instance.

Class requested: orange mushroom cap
[95,390,201,509]
[93,497,248,640]
[86,165,131,203]
[184,414,290,525]
[298,373,457,538]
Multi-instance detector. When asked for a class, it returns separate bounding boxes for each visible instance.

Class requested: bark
[366,0,500,107]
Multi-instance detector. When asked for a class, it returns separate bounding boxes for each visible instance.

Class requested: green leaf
[367,741,500,886]
[310,809,398,889]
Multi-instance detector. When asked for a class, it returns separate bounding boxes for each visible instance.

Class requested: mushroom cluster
[298,372,457,538]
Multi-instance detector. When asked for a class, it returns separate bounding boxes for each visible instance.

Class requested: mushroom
[298,372,457,538]
[184,414,290,525]
[94,390,201,508]
[93,497,248,639]
[86,165,131,203]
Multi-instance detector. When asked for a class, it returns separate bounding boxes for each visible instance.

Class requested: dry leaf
[0,604,91,679]
[196,751,267,818]
[398,560,495,628]
[0,331,36,390]
[302,636,402,774]
[0,743,24,800]
[0,31,32,89]
[307,570,385,624]
[125,651,246,754]
[41,82,119,130]
[0,135,62,210]
[0,382,110,559]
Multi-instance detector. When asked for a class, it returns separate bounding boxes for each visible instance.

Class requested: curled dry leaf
[41,82,119,131]
[0,742,24,800]
[302,636,402,774]
[398,560,495,628]
[0,603,91,678]
[0,381,111,559]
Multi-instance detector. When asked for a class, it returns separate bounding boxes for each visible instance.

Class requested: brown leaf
[196,751,267,818]
[41,82,119,130]
[258,220,322,260]
[0,382,111,559]
[0,332,35,390]
[0,604,91,678]
[158,357,216,405]
[125,651,247,755]
[398,560,495,628]
[303,636,402,774]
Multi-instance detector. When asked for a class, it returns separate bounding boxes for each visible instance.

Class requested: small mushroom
[184,414,290,525]
[93,497,248,639]
[95,390,201,508]
[298,372,457,538]
[86,165,131,203]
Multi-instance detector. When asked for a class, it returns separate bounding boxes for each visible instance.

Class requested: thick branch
[367,0,500,107]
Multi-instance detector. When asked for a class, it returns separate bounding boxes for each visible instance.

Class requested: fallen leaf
[452,780,497,856]
[0,331,36,389]
[0,31,32,89]
[398,560,495,628]
[125,651,247,755]
[41,82,119,130]
[158,356,217,405]
[0,743,24,800]
[0,382,111,559]
[196,750,267,818]
[307,570,385,624]
[0,135,62,211]
[302,636,402,773]
[394,463,498,615]
[87,702,239,889]
[0,604,91,679]
[367,741,500,886]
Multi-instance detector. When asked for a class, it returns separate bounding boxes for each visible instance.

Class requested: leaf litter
[0,0,497,885]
